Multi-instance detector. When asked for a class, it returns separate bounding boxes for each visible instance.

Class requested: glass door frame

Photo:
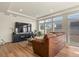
[63,15,70,44]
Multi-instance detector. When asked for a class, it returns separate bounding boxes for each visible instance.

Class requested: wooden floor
[0,41,79,57]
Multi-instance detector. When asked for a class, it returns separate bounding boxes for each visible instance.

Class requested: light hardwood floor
[0,41,79,57]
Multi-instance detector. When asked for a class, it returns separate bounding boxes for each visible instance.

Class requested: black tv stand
[12,32,33,42]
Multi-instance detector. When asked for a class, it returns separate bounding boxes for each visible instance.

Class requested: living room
[0,1,79,57]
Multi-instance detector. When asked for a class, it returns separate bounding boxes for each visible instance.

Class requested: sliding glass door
[38,16,64,34]
[45,19,53,34]
[68,12,79,46]
[53,16,63,32]
[39,20,45,35]
[38,18,53,34]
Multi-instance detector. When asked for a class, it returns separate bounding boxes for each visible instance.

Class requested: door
[68,12,79,46]
[53,16,63,32]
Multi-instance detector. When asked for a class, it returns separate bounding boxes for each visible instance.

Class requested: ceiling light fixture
[19,9,23,12]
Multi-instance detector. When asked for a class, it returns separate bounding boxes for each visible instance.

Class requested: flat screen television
[15,22,31,33]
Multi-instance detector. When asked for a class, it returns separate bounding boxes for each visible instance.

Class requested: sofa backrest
[43,32,65,56]
[43,32,65,47]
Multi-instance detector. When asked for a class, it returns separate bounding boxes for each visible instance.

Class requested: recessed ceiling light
[19,9,23,12]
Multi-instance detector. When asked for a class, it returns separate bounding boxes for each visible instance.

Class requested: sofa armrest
[32,39,44,44]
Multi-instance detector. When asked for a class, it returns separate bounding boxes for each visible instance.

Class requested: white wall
[0,12,36,43]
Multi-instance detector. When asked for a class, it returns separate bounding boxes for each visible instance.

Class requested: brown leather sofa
[32,32,66,57]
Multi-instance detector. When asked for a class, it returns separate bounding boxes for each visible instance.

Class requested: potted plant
[37,31,42,36]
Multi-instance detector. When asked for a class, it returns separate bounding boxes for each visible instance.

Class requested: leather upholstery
[32,32,65,57]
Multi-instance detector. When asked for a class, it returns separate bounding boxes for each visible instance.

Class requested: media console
[12,22,34,42]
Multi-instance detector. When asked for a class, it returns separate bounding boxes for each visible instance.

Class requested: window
[68,12,79,46]
[39,20,45,35]
[53,16,63,32]
[45,19,53,34]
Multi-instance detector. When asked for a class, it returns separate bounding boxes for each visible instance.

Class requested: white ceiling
[0,2,79,19]
[0,2,10,12]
